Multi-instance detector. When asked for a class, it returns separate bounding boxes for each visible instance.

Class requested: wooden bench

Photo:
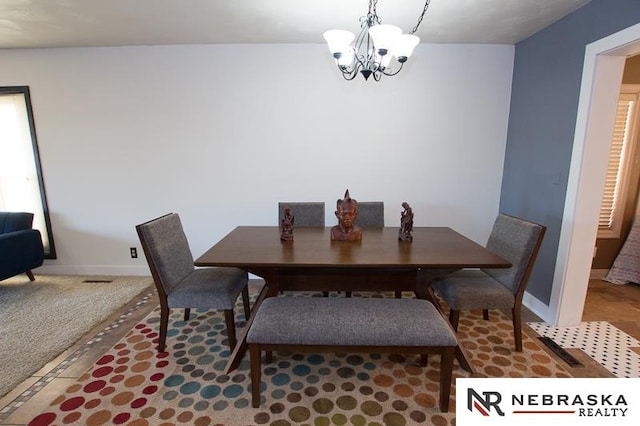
[246,297,458,412]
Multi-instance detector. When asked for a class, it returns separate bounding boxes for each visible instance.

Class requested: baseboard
[36,264,150,276]
[589,269,609,280]
[522,291,554,324]
[36,265,263,279]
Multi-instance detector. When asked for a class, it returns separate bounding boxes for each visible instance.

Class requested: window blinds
[599,92,637,233]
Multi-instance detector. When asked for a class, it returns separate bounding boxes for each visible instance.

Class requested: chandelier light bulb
[323,30,355,58]
[393,34,421,62]
[337,48,355,68]
[368,24,402,56]
[379,52,393,69]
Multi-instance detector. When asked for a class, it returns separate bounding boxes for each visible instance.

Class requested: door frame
[546,23,640,326]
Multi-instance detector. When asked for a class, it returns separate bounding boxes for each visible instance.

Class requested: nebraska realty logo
[456,378,640,425]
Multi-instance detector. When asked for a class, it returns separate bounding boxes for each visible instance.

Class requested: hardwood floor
[582,279,640,325]
[0,279,638,425]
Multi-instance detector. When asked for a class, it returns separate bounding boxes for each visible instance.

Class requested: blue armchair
[0,212,45,281]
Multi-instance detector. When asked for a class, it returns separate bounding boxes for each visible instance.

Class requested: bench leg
[439,348,455,412]
[250,345,261,408]
[265,350,273,363]
[26,270,36,281]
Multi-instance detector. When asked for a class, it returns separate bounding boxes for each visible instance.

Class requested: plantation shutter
[599,93,637,232]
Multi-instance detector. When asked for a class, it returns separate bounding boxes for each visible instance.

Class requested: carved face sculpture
[332,189,362,241]
[337,203,356,228]
[335,190,358,229]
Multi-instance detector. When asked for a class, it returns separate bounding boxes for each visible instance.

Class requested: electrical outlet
[130,247,138,258]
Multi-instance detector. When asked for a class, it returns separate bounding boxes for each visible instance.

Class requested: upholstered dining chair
[136,213,251,352]
[354,201,384,228]
[431,214,546,352]
[278,202,325,227]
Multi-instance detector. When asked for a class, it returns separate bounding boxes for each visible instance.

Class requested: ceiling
[0,0,592,49]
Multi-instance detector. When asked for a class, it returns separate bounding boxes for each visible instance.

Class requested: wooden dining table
[194,226,511,374]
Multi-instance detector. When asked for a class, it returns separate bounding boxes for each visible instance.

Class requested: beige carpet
[0,274,153,398]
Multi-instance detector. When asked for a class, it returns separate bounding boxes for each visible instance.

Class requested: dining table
[194,226,511,374]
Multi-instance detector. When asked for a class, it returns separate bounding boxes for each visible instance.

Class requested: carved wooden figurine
[331,189,363,241]
[280,207,294,241]
[399,202,414,242]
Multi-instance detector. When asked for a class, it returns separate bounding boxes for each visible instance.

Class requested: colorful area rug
[28,292,570,426]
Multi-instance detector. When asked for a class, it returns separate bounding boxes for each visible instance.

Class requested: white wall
[0,43,514,275]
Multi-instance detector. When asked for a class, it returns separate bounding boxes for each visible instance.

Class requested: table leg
[224,271,280,374]
[416,268,475,374]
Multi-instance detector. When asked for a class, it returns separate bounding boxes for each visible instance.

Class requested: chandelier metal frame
[324,0,432,81]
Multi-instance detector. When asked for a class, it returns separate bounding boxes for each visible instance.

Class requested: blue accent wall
[501,0,640,304]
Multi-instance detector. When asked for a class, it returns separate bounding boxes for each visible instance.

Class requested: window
[598,85,640,238]
[0,86,56,258]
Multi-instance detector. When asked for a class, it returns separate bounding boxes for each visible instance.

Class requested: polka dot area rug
[28,292,570,426]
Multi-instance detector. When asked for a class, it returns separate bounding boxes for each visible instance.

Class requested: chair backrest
[355,201,384,228]
[482,214,546,296]
[0,212,34,234]
[136,213,195,296]
[278,202,325,227]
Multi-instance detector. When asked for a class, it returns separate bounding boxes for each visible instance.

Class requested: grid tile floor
[528,320,640,377]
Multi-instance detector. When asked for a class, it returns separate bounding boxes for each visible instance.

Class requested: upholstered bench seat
[247,297,458,412]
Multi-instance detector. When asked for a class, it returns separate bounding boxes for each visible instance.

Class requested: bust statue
[331,189,363,241]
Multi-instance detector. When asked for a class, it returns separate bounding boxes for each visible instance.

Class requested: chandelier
[323,0,431,81]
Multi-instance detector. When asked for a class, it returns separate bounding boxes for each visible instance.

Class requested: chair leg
[224,309,237,350]
[449,310,460,331]
[26,270,36,281]
[250,345,262,408]
[483,309,490,320]
[394,291,402,299]
[512,307,523,352]
[419,354,428,366]
[242,285,251,320]
[439,348,455,412]
[184,308,191,321]
[157,305,169,352]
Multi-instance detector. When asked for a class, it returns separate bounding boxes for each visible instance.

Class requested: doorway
[551,23,640,326]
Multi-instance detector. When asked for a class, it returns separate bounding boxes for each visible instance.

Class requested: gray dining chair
[431,213,546,351]
[136,213,251,352]
[278,202,325,227]
[354,201,384,228]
